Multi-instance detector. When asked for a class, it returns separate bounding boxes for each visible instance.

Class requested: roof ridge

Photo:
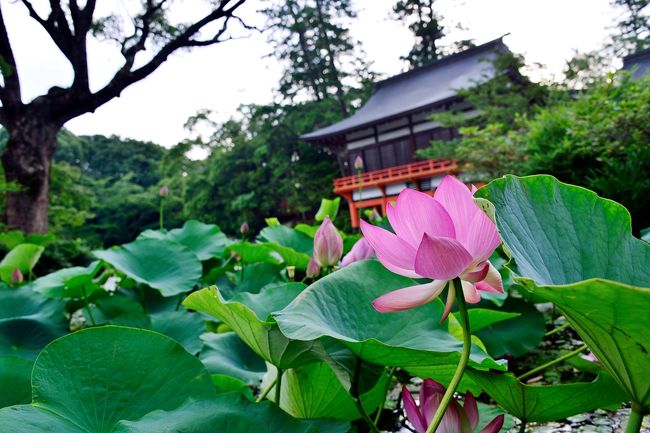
[374,35,509,90]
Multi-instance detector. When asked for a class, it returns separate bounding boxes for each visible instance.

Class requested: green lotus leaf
[150,309,205,355]
[0,326,216,432]
[184,283,326,369]
[29,261,102,299]
[258,225,314,256]
[0,288,67,358]
[139,220,229,261]
[94,238,202,296]
[111,394,321,433]
[477,175,650,409]
[274,261,504,370]
[265,242,311,270]
[0,355,32,408]
[0,243,44,283]
[229,242,284,265]
[315,197,341,222]
[475,298,546,358]
[468,370,627,422]
[265,361,388,421]
[200,332,266,385]
[0,327,325,433]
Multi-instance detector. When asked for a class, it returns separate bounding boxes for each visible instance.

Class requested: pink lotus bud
[306,258,320,278]
[10,268,23,284]
[354,155,364,171]
[159,185,169,197]
[240,222,249,235]
[313,216,343,267]
[341,237,374,267]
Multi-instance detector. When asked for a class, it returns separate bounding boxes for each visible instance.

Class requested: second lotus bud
[313,215,343,268]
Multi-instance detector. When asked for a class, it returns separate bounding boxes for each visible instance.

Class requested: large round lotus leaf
[0,393,324,433]
[258,225,314,255]
[0,326,216,433]
[111,394,320,433]
[477,175,650,409]
[0,288,67,358]
[199,332,266,384]
[184,283,327,369]
[94,238,202,296]
[139,220,230,261]
[29,261,102,299]
[274,261,504,370]
[468,370,627,422]
[0,356,32,408]
[475,175,649,286]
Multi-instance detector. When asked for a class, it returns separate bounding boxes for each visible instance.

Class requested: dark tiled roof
[623,47,650,79]
[302,37,509,141]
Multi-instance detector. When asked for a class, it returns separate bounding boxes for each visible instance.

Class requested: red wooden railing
[333,159,457,193]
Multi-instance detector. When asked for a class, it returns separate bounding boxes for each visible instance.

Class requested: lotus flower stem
[159,197,165,230]
[518,420,527,433]
[544,322,571,337]
[517,344,588,382]
[424,277,470,433]
[352,358,381,433]
[625,403,646,433]
[275,368,284,407]
[256,374,279,403]
[81,285,96,326]
[373,366,396,426]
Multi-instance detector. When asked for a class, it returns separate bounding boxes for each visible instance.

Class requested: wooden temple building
[302,37,509,227]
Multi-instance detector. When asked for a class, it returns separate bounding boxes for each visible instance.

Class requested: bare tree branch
[62,0,249,119]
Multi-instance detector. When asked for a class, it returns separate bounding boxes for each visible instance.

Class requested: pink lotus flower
[403,379,504,433]
[240,222,250,235]
[360,176,503,320]
[159,185,169,197]
[313,216,343,268]
[341,237,374,267]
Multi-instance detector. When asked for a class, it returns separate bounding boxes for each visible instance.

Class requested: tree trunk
[1,118,58,234]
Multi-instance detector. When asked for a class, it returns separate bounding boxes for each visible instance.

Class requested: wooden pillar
[379,185,387,216]
[343,193,360,228]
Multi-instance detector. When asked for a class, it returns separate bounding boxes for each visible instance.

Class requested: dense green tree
[262,0,374,115]
[0,0,249,234]
[392,0,473,68]
[184,100,340,234]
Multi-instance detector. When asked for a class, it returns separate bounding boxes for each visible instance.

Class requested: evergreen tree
[261,0,374,116]
[609,0,650,56]
[393,0,473,68]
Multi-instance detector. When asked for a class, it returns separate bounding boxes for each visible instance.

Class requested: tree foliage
[262,0,374,115]
[183,101,341,234]
[392,0,474,68]
[609,0,650,56]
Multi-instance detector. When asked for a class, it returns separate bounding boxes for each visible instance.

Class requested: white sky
[1,0,618,150]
